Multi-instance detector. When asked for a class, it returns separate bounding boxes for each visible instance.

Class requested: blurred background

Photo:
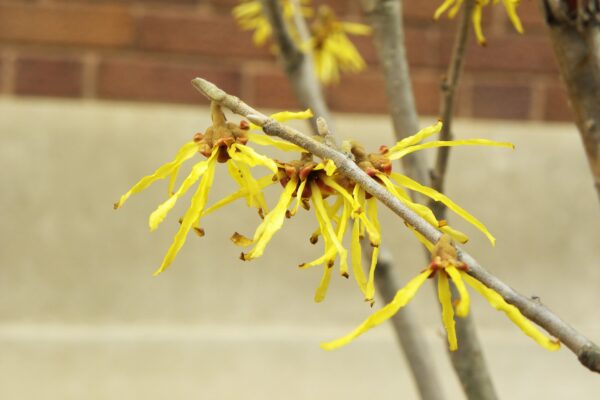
[1,0,599,399]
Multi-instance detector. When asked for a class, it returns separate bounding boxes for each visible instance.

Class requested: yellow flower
[308,5,371,84]
[114,102,312,275]
[233,0,313,47]
[232,154,359,302]
[321,234,561,352]
[368,121,514,246]
[434,0,524,46]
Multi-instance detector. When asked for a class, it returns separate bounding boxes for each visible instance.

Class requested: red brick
[97,58,240,104]
[472,81,532,120]
[15,55,83,97]
[542,82,574,122]
[244,65,300,110]
[442,30,557,73]
[211,0,350,15]
[412,73,442,117]
[353,26,441,68]
[404,0,440,21]
[139,12,271,59]
[0,4,134,47]
[326,69,388,113]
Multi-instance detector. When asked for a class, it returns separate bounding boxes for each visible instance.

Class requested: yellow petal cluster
[115,103,313,275]
[380,120,514,246]
[322,235,560,352]
[434,0,524,46]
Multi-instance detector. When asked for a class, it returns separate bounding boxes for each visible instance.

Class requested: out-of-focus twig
[192,77,600,374]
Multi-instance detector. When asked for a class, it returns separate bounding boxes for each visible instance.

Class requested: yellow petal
[270,109,314,123]
[314,159,337,176]
[388,121,443,155]
[227,160,269,211]
[445,266,470,317]
[149,159,211,231]
[242,178,297,260]
[350,217,368,298]
[434,0,457,19]
[288,178,308,217]
[314,264,334,303]
[341,22,372,35]
[321,269,431,350]
[462,272,560,351]
[387,139,515,161]
[114,141,198,209]
[203,175,275,217]
[472,3,487,46]
[502,0,524,33]
[335,199,351,278]
[448,0,465,18]
[153,148,218,275]
[364,198,381,301]
[440,225,469,244]
[311,182,347,267]
[320,175,359,210]
[228,143,277,173]
[438,271,458,351]
[246,133,307,152]
[390,172,496,246]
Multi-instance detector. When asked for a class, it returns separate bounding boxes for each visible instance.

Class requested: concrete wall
[1,97,599,399]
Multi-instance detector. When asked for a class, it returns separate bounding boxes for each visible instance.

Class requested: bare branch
[192,77,600,374]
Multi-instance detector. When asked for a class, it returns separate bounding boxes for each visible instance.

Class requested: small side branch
[192,77,600,374]
[430,0,476,209]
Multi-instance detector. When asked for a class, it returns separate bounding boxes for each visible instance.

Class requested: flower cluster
[233,0,370,84]
[434,0,524,46]
[115,103,559,353]
[321,234,560,352]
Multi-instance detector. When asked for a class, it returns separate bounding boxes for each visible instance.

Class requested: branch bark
[360,0,498,396]
[192,76,600,374]
[539,0,600,202]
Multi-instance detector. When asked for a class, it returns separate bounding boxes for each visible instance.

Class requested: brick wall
[0,0,573,121]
